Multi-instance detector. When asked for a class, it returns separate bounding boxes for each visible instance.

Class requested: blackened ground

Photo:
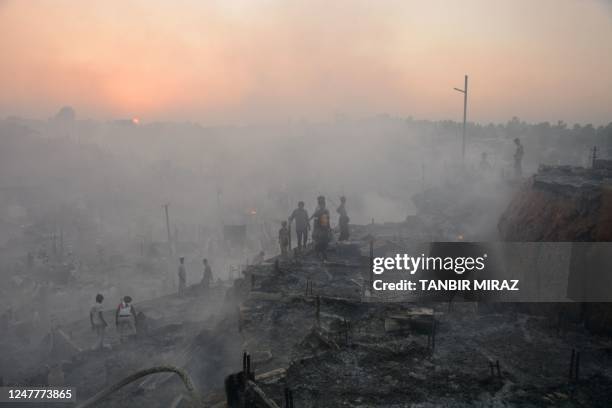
[234,226,612,407]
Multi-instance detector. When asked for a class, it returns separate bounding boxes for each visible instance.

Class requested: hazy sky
[1,0,611,125]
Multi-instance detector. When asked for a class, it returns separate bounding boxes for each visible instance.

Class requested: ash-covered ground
[230,225,612,408]
[3,219,612,407]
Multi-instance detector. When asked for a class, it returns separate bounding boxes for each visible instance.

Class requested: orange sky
[0,0,611,125]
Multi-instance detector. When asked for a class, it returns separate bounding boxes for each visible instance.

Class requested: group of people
[89,293,137,350]
[279,195,350,261]
[479,137,524,178]
[178,257,213,297]
[88,257,215,350]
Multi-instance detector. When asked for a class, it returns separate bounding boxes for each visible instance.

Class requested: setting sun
[0,1,611,124]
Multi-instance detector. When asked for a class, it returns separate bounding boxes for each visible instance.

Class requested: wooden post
[163,204,173,257]
[246,354,250,375]
[454,75,468,164]
[462,75,468,163]
[283,387,294,408]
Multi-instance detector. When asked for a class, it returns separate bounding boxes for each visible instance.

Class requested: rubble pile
[224,229,612,407]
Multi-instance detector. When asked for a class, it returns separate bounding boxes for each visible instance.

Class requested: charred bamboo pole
[75,365,201,408]
[247,380,281,408]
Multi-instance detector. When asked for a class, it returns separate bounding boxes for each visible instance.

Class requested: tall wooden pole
[454,75,469,164]
[163,203,173,257]
[462,75,468,163]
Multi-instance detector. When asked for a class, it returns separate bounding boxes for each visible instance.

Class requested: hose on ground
[75,365,203,408]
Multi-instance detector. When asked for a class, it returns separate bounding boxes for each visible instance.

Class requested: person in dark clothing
[336,196,350,241]
[178,257,186,297]
[310,196,331,261]
[279,221,290,257]
[513,137,524,178]
[89,294,107,351]
[289,201,310,250]
[201,258,213,289]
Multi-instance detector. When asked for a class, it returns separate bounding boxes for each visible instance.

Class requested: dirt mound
[499,165,612,241]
